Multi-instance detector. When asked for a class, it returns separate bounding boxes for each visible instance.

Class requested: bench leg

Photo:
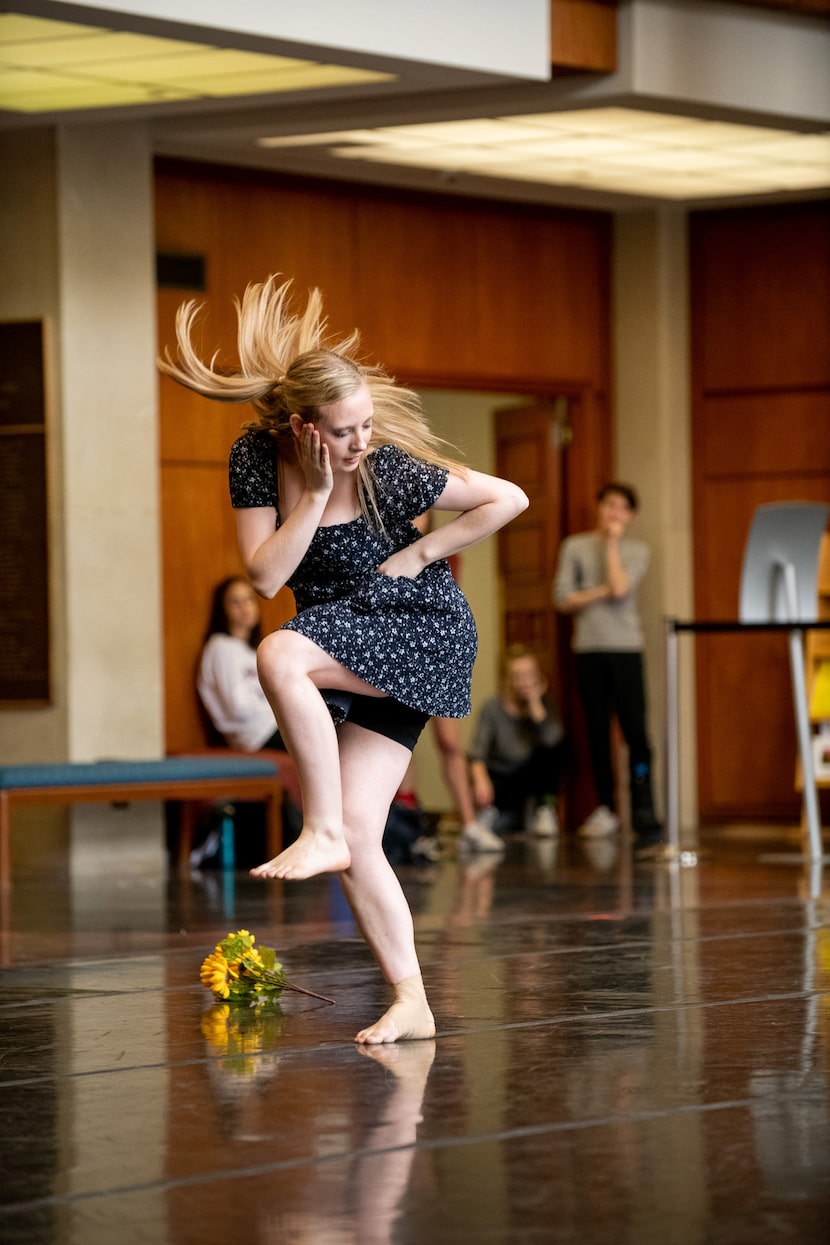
[0,792,10,890]
[178,801,200,875]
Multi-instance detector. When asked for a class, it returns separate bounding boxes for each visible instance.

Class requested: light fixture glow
[259,106,830,203]
[0,12,395,113]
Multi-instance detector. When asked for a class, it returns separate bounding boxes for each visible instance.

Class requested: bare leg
[431,716,476,825]
[250,630,381,881]
[336,724,436,1044]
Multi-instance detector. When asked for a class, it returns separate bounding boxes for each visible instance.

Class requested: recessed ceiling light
[0,12,395,113]
[259,107,830,202]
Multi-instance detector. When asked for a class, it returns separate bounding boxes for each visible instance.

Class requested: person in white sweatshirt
[197,576,280,752]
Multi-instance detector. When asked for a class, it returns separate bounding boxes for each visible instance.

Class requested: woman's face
[506,655,546,702]
[223,580,260,638]
[316,384,373,473]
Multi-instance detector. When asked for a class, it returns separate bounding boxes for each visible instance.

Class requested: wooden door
[495,395,609,828]
[690,202,830,822]
[495,397,569,673]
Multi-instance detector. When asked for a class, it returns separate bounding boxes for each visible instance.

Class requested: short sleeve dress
[228,431,477,718]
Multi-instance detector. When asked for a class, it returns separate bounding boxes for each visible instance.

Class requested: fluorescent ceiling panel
[260,107,830,201]
[0,12,395,112]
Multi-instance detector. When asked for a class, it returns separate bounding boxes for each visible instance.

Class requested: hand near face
[295,421,333,498]
[600,514,627,541]
[597,493,633,542]
[515,676,547,714]
[506,658,548,716]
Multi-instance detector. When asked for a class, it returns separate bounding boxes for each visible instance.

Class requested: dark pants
[576,651,652,812]
[488,741,567,833]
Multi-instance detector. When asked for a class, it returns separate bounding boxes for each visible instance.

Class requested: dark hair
[203,576,261,648]
[597,481,639,511]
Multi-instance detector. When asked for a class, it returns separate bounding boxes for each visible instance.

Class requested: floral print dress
[228,434,477,718]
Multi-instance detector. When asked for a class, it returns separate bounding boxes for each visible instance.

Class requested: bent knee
[257,629,303,679]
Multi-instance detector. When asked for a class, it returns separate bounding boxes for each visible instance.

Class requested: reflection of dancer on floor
[159,276,527,1043]
[354,1042,436,1244]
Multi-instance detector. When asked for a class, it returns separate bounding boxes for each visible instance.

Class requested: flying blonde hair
[158,275,465,525]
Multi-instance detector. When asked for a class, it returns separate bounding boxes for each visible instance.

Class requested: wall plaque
[0,321,50,703]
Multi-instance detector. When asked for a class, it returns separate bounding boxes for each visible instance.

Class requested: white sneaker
[531,804,560,838]
[459,818,505,854]
[412,835,442,863]
[578,805,620,839]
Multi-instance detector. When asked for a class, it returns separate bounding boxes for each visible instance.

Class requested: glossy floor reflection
[1,825,829,1244]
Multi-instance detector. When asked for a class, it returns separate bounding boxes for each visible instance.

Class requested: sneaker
[412,835,442,863]
[459,818,506,854]
[578,805,620,839]
[531,804,560,838]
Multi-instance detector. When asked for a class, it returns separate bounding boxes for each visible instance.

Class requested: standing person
[468,645,566,838]
[553,482,662,850]
[159,275,527,1044]
[198,576,280,752]
[399,511,505,855]
[394,714,506,857]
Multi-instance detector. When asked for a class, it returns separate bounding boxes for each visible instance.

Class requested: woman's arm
[235,423,332,599]
[555,583,612,614]
[379,468,527,579]
[553,538,612,615]
[235,496,325,599]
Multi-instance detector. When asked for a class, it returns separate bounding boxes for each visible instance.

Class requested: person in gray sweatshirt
[553,482,662,850]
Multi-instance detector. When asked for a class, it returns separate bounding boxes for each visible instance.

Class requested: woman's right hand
[295,421,333,498]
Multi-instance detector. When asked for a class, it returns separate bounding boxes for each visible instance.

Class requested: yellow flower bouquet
[199,929,334,1006]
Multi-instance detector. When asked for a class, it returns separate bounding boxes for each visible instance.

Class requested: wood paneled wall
[155,163,612,753]
[550,0,617,72]
[690,200,830,822]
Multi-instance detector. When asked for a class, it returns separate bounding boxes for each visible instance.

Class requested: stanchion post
[664,617,681,857]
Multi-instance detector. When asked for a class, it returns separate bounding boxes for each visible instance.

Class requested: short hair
[597,481,639,511]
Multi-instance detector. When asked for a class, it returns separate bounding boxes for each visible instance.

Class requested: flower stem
[283,980,336,1005]
[243,958,335,1005]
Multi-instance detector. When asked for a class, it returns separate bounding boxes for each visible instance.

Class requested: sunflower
[200,948,241,1000]
[198,930,336,1005]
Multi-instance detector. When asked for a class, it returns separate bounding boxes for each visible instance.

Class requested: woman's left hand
[377,544,425,580]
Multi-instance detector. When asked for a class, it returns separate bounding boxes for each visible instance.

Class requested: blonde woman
[160,276,527,1044]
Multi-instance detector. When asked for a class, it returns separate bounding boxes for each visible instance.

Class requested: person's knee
[256,630,297,683]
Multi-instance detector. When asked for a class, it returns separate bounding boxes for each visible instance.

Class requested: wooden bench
[0,755,284,887]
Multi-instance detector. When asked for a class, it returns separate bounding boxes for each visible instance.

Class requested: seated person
[198,576,281,752]
[469,645,566,838]
[196,577,301,861]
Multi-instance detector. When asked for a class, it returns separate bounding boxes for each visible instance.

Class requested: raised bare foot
[354,974,436,1044]
[249,828,350,881]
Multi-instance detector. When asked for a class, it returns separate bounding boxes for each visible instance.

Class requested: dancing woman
[159,277,527,1043]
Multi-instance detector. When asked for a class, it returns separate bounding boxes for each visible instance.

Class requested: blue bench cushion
[0,756,279,790]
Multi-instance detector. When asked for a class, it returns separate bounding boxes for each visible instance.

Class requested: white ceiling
[2,4,829,211]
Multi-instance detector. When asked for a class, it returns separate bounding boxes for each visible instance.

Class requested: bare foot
[249,827,350,881]
[354,974,436,1045]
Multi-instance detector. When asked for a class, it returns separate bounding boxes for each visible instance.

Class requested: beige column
[613,207,697,831]
[55,122,163,761]
[0,123,163,764]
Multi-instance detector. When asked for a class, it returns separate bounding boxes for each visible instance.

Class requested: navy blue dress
[228,433,477,718]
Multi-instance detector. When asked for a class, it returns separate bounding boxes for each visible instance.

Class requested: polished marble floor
[1,822,829,1244]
